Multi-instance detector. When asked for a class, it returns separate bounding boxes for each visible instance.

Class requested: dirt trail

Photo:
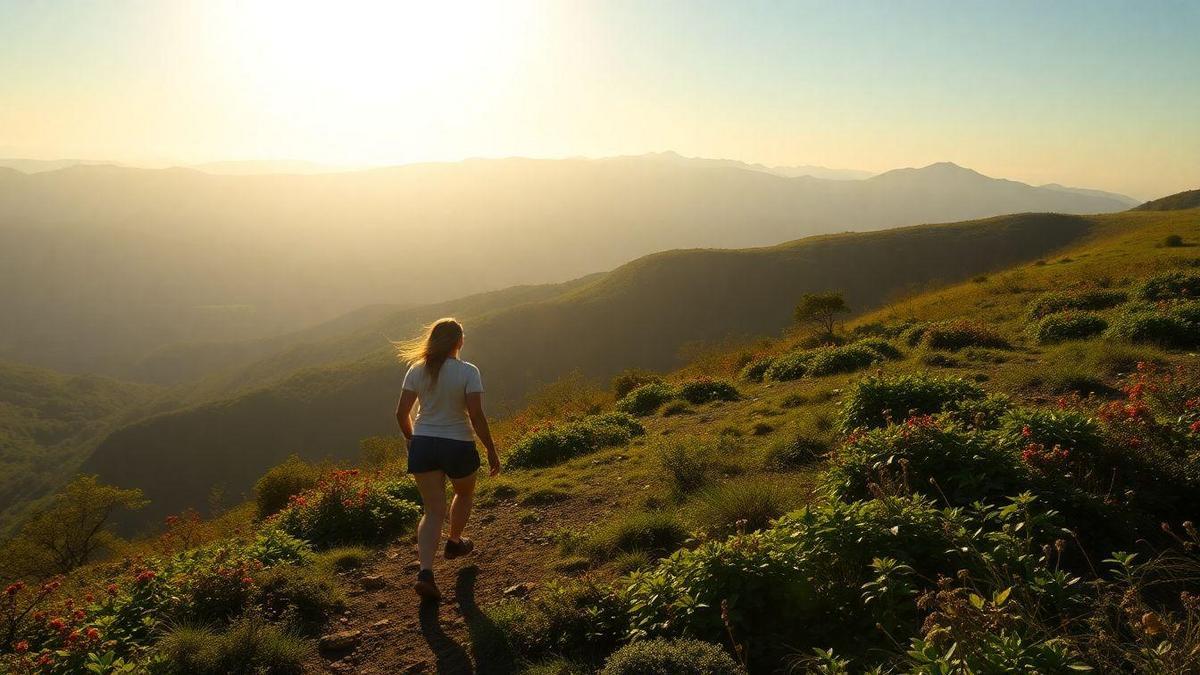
[309,495,599,674]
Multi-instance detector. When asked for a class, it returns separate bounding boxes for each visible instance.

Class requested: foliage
[1027,289,1128,319]
[253,455,323,519]
[506,413,645,469]
[254,563,345,629]
[1137,270,1200,301]
[601,638,745,675]
[567,511,690,560]
[1,476,146,579]
[1163,234,1184,247]
[1032,312,1108,344]
[917,319,1010,351]
[739,356,774,382]
[794,292,850,339]
[693,478,791,535]
[766,339,894,381]
[612,369,663,400]
[841,374,986,431]
[271,469,421,548]
[481,580,627,665]
[154,615,312,675]
[762,432,828,469]
[676,378,740,405]
[615,382,677,417]
[1105,310,1199,348]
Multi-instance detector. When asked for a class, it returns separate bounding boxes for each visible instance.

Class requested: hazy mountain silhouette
[0,156,1133,379]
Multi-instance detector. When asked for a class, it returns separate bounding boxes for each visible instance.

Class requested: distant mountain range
[0,155,1135,379]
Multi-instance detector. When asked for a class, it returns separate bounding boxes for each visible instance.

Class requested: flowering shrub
[1136,270,1200,301]
[1027,289,1127,319]
[676,378,740,405]
[917,319,1010,351]
[827,416,1026,506]
[615,382,677,416]
[738,356,774,382]
[1032,312,1108,344]
[840,374,986,431]
[271,469,421,548]
[506,412,644,469]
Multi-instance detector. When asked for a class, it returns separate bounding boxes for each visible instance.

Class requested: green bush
[658,439,718,498]
[601,638,745,675]
[1105,310,1199,348]
[841,374,986,431]
[918,319,1010,351]
[1027,289,1128,319]
[660,400,691,416]
[1163,234,1185,247]
[272,470,421,548]
[1033,312,1108,344]
[1170,301,1200,324]
[805,344,883,376]
[255,563,345,629]
[677,378,740,404]
[739,356,775,382]
[612,369,663,399]
[852,337,903,360]
[693,478,791,535]
[576,510,690,559]
[506,413,644,469]
[313,546,372,574]
[763,349,817,380]
[615,382,678,416]
[481,580,627,665]
[1136,270,1200,300]
[761,432,828,469]
[254,455,323,519]
[156,616,312,675]
[826,417,1027,506]
[996,408,1104,457]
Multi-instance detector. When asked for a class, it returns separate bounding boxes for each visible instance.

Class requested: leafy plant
[677,378,740,405]
[271,470,421,548]
[506,413,644,468]
[1027,288,1128,319]
[1033,312,1108,344]
[601,638,745,675]
[841,374,986,431]
[615,382,678,416]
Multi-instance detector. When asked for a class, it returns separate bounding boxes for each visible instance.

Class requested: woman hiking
[395,318,500,601]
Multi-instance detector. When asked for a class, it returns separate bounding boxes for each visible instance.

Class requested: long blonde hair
[394,317,464,387]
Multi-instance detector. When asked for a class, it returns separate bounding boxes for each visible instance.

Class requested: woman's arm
[395,390,417,441]
[466,392,500,476]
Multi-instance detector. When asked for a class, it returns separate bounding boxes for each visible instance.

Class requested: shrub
[658,440,717,498]
[576,510,690,560]
[481,580,626,665]
[506,413,644,469]
[272,470,421,548]
[660,400,691,416]
[677,378,740,405]
[1105,311,1199,348]
[1033,312,1108,344]
[764,349,817,381]
[1137,270,1200,300]
[739,356,774,382]
[612,369,663,399]
[254,455,324,519]
[693,478,791,535]
[255,564,345,629]
[852,337,903,360]
[156,616,312,675]
[919,320,1010,351]
[841,374,986,431]
[615,382,677,416]
[761,432,827,469]
[313,546,372,574]
[1027,289,1128,319]
[1171,301,1200,324]
[826,417,1027,506]
[996,408,1104,457]
[601,638,744,675]
[805,344,883,376]
[1163,234,1185,247]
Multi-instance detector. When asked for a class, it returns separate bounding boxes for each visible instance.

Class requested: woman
[395,318,500,601]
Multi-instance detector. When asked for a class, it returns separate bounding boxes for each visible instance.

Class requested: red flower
[85,627,100,641]
[48,617,66,631]
[72,609,86,621]
[1190,420,1200,434]
[106,584,119,596]
[242,576,254,585]
[13,640,28,654]
[135,569,156,584]
[4,582,23,596]
[65,630,80,644]
[1021,425,1032,438]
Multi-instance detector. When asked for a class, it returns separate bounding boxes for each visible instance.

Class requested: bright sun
[211,1,543,162]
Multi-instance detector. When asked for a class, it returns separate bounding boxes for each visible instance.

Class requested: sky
[1,0,1197,199]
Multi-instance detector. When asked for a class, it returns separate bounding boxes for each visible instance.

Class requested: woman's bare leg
[447,472,477,542]
[412,470,447,571]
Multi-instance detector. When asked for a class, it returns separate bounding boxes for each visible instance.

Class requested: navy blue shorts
[407,435,480,479]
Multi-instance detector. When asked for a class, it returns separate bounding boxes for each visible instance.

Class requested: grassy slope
[357,205,1199,672]
[83,212,1108,531]
[1133,188,1200,211]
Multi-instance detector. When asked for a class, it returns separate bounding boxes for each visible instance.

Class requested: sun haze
[1,0,1197,198]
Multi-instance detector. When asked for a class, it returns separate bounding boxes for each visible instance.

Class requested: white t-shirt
[402,358,484,442]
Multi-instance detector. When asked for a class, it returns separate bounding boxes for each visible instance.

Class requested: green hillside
[2,201,1197,674]
[0,362,160,532]
[1133,187,1200,211]
[84,211,1118,529]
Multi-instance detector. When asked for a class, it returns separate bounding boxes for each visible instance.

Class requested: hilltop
[0,156,1132,379]
[80,211,1115,530]
[1134,187,1200,212]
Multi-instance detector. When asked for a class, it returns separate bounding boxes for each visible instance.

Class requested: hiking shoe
[413,569,440,601]
[444,537,475,560]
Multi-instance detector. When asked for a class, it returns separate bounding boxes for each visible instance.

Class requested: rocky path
[308,494,601,674]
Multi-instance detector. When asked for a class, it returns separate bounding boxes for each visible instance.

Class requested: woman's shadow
[418,565,516,674]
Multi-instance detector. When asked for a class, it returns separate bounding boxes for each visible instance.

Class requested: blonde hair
[394,317,464,387]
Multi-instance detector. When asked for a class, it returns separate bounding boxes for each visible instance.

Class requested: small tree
[794,292,850,339]
[1,475,146,578]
